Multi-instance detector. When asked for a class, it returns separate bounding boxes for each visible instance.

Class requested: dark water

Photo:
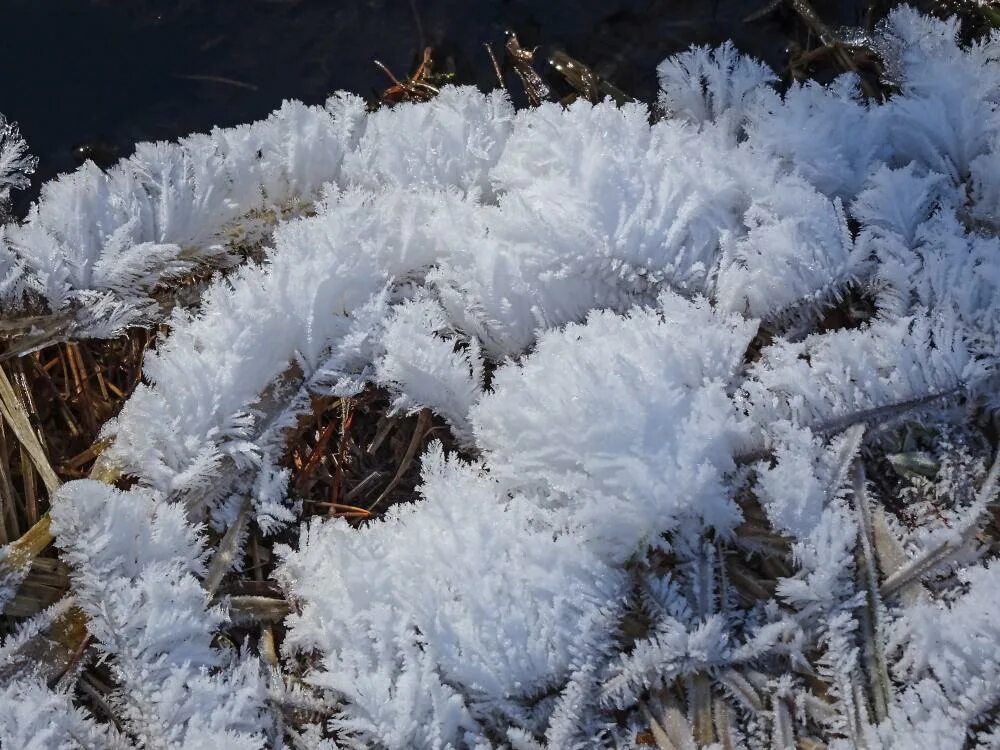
[1,0,869,210]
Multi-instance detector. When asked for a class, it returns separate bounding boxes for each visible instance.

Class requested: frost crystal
[0,114,36,205]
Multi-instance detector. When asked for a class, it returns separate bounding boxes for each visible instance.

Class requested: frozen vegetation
[0,5,999,748]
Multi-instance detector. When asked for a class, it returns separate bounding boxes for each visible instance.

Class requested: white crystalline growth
[0,114,35,206]
[48,480,272,748]
[278,444,626,748]
[0,94,368,333]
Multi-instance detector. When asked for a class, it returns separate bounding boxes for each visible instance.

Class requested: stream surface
[2,0,869,212]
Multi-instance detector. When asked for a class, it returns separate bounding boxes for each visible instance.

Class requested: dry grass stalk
[0,364,60,494]
[505,32,551,107]
[204,498,252,597]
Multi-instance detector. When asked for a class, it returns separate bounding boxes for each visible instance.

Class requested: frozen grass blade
[853,460,892,722]
[0,365,59,494]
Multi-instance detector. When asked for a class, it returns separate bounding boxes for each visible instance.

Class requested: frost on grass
[0,95,367,338]
[2,5,1000,749]
[48,481,271,748]
[278,444,626,748]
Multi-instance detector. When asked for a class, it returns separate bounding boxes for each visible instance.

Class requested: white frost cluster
[0,95,367,335]
[48,481,272,748]
[0,114,36,207]
[2,5,1000,748]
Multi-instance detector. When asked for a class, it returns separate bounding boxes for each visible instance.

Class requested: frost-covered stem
[203,496,252,596]
[713,696,737,750]
[646,692,698,750]
[736,388,957,464]
[690,674,714,744]
[810,386,964,439]
[0,114,36,208]
[852,460,892,722]
[771,694,795,750]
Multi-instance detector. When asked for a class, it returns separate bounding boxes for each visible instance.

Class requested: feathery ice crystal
[2,6,1000,748]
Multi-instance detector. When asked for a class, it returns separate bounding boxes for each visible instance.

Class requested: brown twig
[484,43,506,90]
[505,31,550,107]
[785,0,882,98]
[375,47,441,105]
[368,408,432,512]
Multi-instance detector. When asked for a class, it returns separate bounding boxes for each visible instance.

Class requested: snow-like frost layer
[278,444,626,747]
[472,292,757,562]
